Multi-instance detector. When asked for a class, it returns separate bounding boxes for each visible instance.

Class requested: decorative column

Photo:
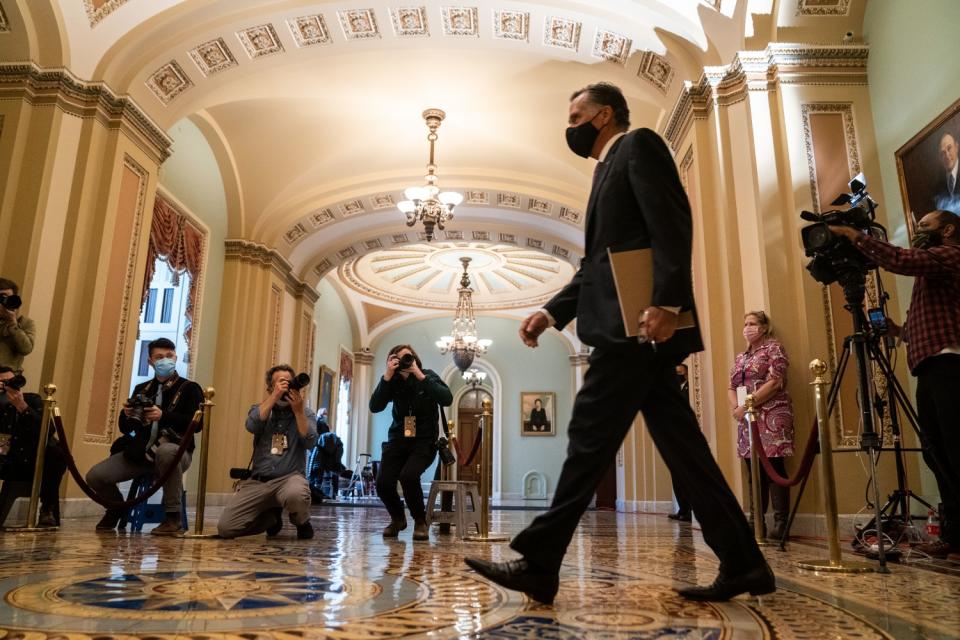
[351,348,375,462]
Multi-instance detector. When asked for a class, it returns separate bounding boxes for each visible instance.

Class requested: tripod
[344,453,373,498]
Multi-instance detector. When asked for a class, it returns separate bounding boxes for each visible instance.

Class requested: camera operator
[830,209,960,559]
[86,337,203,535]
[369,345,452,541]
[0,367,67,527]
[0,278,36,372]
[217,365,317,540]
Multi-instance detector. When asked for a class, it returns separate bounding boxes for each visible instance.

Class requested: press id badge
[736,386,748,407]
[403,416,417,438]
[270,433,288,455]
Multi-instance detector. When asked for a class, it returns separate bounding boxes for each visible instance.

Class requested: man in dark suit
[465,82,774,604]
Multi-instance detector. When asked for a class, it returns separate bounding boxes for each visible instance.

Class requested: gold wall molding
[662,44,869,151]
[0,63,171,163]
[224,239,319,304]
[83,0,132,27]
[85,155,149,445]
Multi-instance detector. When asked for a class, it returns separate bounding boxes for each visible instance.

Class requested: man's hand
[733,406,746,421]
[6,387,28,413]
[271,378,290,401]
[519,312,550,348]
[144,406,163,422]
[287,387,305,414]
[827,225,862,242]
[0,306,16,326]
[641,307,679,344]
[384,355,401,381]
[406,359,426,381]
[122,402,134,418]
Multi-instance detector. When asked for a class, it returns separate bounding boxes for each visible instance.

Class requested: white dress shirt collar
[597,132,626,163]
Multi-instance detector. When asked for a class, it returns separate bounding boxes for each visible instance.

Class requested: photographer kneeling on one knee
[370,345,452,541]
[217,365,317,540]
[86,337,203,535]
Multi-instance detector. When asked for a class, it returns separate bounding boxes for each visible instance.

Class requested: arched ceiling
[4,0,866,314]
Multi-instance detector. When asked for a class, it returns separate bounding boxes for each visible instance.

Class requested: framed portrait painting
[316,365,336,430]
[521,391,555,436]
[896,96,960,232]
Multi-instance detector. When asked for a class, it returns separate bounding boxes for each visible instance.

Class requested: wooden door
[456,408,483,485]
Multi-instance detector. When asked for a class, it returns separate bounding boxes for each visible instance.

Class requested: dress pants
[376,438,437,522]
[915,355,960,546]
[672,475,692,517]
[0,442,68,525]
[85,443,191,512]
[511,344,764,575]
[217,473,311,538]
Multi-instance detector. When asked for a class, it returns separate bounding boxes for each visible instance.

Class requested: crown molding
[225,239,318,304]
[0,62,172,164]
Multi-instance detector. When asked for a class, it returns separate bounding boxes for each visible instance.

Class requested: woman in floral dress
[728,310,795,539]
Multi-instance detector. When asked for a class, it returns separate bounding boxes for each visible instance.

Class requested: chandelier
[462,368,487,388]
[397,108,463,241]
[436,257,492,372]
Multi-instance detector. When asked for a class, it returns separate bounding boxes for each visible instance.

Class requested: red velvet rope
[456,426,483,467]
[53,410,202,510]
[749,416,820,488]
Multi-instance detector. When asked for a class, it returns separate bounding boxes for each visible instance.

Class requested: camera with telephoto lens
[0,293,21,311]
[0,373,27,392]
[143,427,181,464]
[126,393,155,427]
[800,173,887,286]
[437,436,456,466]
[287,372,310,391]
[398,353,416,370]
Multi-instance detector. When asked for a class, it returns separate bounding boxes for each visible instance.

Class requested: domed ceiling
[340,242,576,309]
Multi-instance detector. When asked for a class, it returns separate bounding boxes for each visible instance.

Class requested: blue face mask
[153,357,177,378]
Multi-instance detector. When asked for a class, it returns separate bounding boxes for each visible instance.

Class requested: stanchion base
[796,558,875,573]
[183,532,218,539]
[2,525,58,533]
[756,539,777,547]
[464,533,510,542]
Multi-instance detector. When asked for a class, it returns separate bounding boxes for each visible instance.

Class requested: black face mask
[565,112,603,158]
[911,227,944,249]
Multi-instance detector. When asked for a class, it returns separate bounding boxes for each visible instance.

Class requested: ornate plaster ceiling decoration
[593,29,632,65]
[441,6,479,36]
[371,194,396,210]
[145,60,193,105]
[288,15,332,47]
[338,8,381,40]
[310,208,335,227]
[492,10,529,42]
[188,38,238,77]
[544,16,582,51]
[82,0,128,27]
[339,242,576,310]
[796,0,851,16]
[391,7,430,37]
[638,51,675,94]
[340,200,366,217]
[236,23,284,59]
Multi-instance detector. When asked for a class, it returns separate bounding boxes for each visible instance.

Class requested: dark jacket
[115,374,204,455]
[0,392,43,478]
[369,369,453,441]
[544,128,703,361]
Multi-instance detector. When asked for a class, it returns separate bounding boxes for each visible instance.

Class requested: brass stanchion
[465,398,508,542]
[797,360,873,572]
[439,419,455,534]
[5,383,58,532]
[745,394,775,547]
[184,387,217,538]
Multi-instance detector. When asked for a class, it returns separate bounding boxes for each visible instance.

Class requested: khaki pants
[85,444,191,512]
[217,473,310,539]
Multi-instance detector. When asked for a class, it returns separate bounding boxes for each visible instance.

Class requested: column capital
[354,348,375,366]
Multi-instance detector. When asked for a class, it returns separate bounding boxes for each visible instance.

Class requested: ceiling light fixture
[436,257,492,371]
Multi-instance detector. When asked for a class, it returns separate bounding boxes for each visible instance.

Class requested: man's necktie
[949,173,956,195]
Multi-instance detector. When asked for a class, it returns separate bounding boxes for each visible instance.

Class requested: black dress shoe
[676,563,776,601]
[668,512,692,522]
[295,519,314,540]
[465,557,559,605]
[265,507,283,537]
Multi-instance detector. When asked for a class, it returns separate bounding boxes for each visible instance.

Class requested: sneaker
[914,540,958,558]
[151,514,184,536]
[383,518,407,537]
[95,510,122,531]
[296,519,314,540]
[412,518,429,541]
[265,507,283,537]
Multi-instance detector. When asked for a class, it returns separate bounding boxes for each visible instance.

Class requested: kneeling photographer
[217,365,317,540]
[0,368,67,527]
[829,209,960,559]
[86,338,203,535]
[370,345,452,541]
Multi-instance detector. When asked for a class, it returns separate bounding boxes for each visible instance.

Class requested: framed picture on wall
[316,365,336,431]
[521,391,555,437]
[896,96,960,232]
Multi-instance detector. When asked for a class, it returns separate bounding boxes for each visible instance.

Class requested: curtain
[141,195,205,349]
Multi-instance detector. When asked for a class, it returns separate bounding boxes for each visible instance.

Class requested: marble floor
[0,507,958,639]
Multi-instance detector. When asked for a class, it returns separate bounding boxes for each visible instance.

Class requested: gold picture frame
[521,391,555,437]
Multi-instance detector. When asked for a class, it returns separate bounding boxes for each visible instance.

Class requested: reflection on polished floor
[1,508,958,639]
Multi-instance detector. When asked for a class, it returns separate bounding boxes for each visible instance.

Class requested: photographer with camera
[370,345,452,541]
[0,278,36,372]
[217,365,317,540]
[830,209,960,559]
[0,367,67,527]
[86,337,203,535]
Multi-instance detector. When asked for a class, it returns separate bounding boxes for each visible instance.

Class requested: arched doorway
[456,386,493,486]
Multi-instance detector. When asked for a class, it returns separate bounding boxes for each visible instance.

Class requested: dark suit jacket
[544,128,703,361]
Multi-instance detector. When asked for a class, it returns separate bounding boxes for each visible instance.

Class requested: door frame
[444,359,503,499]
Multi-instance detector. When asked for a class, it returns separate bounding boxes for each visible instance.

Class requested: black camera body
[288,372,310,391]
[437,436,455,466]
[399,353,416,370]
[126,392,155,426]
[0,374,27,392]
[143,427,181,463]
[0,293,21,311]
[800,173,885,286]
[229,467,252,480]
